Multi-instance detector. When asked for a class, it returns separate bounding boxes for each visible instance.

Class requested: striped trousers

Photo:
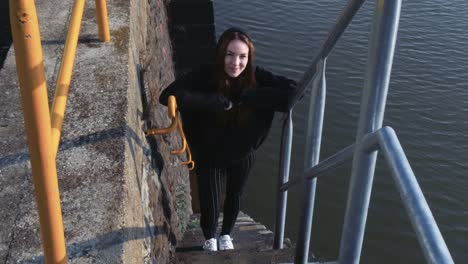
[196,153,255,239]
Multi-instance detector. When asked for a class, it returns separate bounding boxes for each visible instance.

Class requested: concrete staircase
[174,212,296,263]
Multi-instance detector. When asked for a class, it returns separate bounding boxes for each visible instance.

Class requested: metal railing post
[295,59,327,264]
[338,1,401,263]
[273,110,293,249]
[9,0,67,263]
[376,127,454,264]
[50,0,86,156]
[95,0,111,42]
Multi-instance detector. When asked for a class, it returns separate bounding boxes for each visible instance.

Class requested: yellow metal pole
[50,0,86,157]
[9,1,67,263]
[95,0,110,42]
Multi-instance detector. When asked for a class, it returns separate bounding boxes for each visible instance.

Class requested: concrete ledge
[0,0,191,263]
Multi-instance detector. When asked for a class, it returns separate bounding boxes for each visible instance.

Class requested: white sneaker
[218,235,234,250]
[203,238,218,251]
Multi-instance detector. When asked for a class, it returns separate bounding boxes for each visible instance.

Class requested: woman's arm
[159,67,232,112]
[240,66,299,112]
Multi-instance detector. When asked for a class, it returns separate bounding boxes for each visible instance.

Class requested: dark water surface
[215,0,468,263]
[0,1,12,69]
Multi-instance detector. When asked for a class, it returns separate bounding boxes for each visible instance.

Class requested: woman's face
[224,39,249,78]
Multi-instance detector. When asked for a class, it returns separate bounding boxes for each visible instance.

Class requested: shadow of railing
[18,222,175,263]
[0,125,152,169]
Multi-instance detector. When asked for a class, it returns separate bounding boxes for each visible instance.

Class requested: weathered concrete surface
[0,0,191,263]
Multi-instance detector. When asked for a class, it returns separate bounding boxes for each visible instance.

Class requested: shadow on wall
[17,220,175,263]
[0,125,150,169]
[137,63,165,177]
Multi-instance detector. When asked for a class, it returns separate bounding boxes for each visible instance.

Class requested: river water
[214,0,468,263]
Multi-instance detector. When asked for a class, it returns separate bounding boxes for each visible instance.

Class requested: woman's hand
[224,100,234,111]
[212,94,233,111]
[239,79,298,112]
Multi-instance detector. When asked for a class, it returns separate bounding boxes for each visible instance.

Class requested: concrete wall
[0,0,192,263]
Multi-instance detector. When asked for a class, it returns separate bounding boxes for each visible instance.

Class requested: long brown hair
[214,28,256,98]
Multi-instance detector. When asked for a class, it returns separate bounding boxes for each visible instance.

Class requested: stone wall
[109,0,194,262]
[0,0,192,263]
[135,0,193,262]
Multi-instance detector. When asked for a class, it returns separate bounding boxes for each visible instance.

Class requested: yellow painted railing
[146,96,195,170]
[9,0,110,262]
[95,0,111,42]
[146,96,178,135]
[51,0,110,157]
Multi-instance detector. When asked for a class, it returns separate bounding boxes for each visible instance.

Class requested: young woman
[159,27,298,251]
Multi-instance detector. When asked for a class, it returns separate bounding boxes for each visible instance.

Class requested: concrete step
[177,212,291,251]
[174,212,337,263]
[174,247,296,264]
[175,212,297,263]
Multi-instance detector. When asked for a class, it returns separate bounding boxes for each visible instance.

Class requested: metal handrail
[172,112,196,171]
[173,120,195,170]
[360,127,453,263]
[9,1,67,262]
[145,95,195,170]
[291,0,365,106]
[273,0,454,263]
[274,0,367,260]
[9,0,110,262]
[50,0,110,157]
[279,144,355,192]
[273,109,293,249]
[96,0,111,42]
[338,0,402,262]
[273,0,365,263]
[171,119,188,155]
[146,95,178,135]
[51,0,85,157]
[180,141,195,171]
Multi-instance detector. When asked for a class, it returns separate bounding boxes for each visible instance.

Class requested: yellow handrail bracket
[181,144,195,171]
[171,117,187,155]
[145,95,195,169]
[146,95,178,135]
